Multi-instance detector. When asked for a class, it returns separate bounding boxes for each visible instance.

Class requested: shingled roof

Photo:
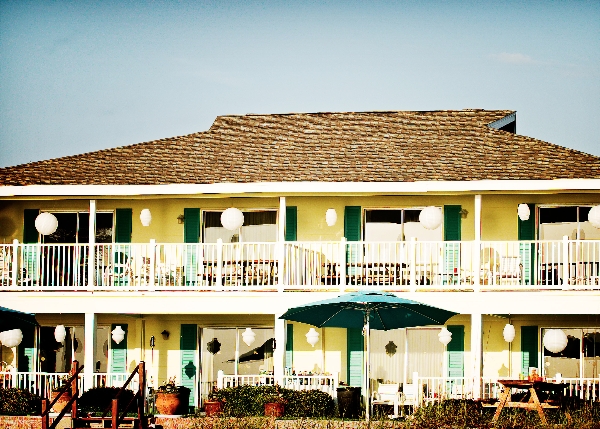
[1,109,599,186]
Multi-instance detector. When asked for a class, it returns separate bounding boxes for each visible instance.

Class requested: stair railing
[41,360,83,429]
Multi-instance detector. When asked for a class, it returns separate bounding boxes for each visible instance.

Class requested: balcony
[1,238,599,292]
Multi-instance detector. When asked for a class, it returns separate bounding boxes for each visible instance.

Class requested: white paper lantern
[518,204,530,221]
[35,212,58,235]
[543,329,568,354]
[306,328,319,347]
[221,208,244,231]
[589,205,600,229]
[111,325,126,345]
[438,327,452,346]
[325,209,338,227]
[419,206,442,230]
[0,329,23,348]
[54,325,67,343]
[242,328,256,347]
[503,323,516,343]
[140,209,152,226]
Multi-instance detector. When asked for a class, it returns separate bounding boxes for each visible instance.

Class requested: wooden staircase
[42,361,148,429]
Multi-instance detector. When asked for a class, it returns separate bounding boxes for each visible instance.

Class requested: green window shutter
[110,324,127,373]
[344,207,361,241]
[285,323,294,368]
[285,206,297,241]
[17,325,35,372]
[184,209,200,285]
[23,209,39,243]
[115,209,132,243]
[443,206,461,284]
[521,326,538,375]
[184,208,200,243]
[444,205,461,241]
[447,325,464,378]
[180,324,197,411]
[347,328,363,387]
[518,204,536,285]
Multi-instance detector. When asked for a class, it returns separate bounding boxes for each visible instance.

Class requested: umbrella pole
[365,312,370,421]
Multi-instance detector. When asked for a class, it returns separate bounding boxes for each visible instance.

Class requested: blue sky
[1,0,599,168]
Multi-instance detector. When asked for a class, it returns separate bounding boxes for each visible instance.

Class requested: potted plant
[262,391,286,417]
[154,377,191,415]
[204,389,224,417]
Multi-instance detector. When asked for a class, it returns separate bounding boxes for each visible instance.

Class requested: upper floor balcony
[1,238,599,293]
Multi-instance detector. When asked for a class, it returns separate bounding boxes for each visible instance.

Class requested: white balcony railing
[216,372,338,398]
[1,238,599,292]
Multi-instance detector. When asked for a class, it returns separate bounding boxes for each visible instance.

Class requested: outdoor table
[491,379,566,425]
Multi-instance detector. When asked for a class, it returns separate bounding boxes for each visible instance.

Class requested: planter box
[204,401,223,416]
[155,391,190,415]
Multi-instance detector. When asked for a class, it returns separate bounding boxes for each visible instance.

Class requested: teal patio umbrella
[279,291,457,419]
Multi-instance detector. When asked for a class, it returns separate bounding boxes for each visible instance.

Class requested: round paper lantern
[35,212,58,235]
[438,327,452,346]
[419,206,442,230]
[242,328,256,347]
[0,329,23,348]
[221,208,244,231]
[503,323,516,343]
[543,329,568,354]
[54,325,67,343]
[306,328,319,347]
[518,204,530,221]
[589,205,600,229]
[111,325,126,345]
[140,209,152,226]
[325,209,338,227]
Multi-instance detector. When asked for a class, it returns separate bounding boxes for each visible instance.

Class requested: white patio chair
[498,256,522,285]
[371,383,401,418]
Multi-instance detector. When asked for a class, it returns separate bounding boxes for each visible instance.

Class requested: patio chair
[401,382,419,415]
[371,383,401,418]
[497,256,522,285]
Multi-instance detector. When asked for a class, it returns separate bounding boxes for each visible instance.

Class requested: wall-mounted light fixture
[161,330,170,340]
[177,214,185,224]
[459,208,469,219]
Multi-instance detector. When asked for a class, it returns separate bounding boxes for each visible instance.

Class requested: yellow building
[0,110,599,411]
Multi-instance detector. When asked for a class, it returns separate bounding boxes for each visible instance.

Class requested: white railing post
[11,239,18,287]
[149,239,156,290]
[339,237,346,292]
[216,239,223,289]
[410,238,417,292]
[88,199,96,288]
[217,370,224,389]
[277,241,284,293]
[563,235,570,290]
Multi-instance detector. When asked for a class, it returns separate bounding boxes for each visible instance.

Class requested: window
[542,328,600,378]
[44,212,114,244]
[202,210,277,243]
[364,208,441,241]
[539,206,600,240]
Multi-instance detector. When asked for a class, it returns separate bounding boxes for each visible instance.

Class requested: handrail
[100,361,146,429]
[41,361,84,429]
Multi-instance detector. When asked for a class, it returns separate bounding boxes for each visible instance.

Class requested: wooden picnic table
[491,379,567,426]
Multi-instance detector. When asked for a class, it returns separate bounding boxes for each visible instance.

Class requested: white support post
[473,195,482,291]
[84,312,97,391]
[273,314,286,386]
[88,200,96,288]
[278,197,286,292]
[471,313,482,400]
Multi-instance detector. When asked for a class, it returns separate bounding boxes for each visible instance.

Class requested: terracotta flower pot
[264,402,284,417]
[204,400,223,416]
[155,391,189,415]
[50,390,72,413]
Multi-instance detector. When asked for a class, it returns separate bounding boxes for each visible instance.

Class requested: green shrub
[209,385,334,418]
[0,388,41,416]
[78,387,136,416]
[409,399,486,428]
